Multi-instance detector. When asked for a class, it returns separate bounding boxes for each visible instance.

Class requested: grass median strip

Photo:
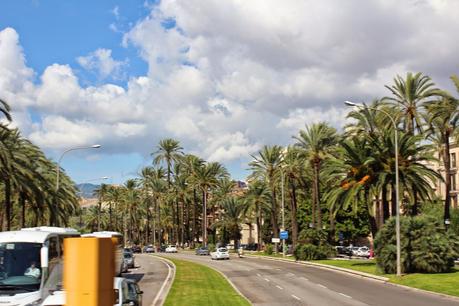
[163,257,250,306]
[312,259,459,297]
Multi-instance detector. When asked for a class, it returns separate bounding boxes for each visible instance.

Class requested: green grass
[312,259,459,297]
[163,258,250,306]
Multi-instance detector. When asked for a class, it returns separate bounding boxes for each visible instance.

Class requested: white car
[211,247,230,260]
[165,245,178,253]
[356,246,370,258]
[41,277,143,306]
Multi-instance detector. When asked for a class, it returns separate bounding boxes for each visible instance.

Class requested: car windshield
[0,242,42,292]
[219,248,228,252]
[169,245,176,248]
[124,253,132,259]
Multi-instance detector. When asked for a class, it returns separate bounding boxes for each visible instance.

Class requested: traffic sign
[271,238,280,243]
[280,231,288,240]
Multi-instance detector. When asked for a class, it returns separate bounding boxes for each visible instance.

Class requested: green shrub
[264,244,273,255]
[294,243,335,260]
[207,243,216,252]
[374,215,459,273]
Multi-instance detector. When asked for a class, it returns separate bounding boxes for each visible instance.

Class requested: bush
[264,244,273,255]
[294,244,335,260]
[207,243,216,252]
[374,215,459,273]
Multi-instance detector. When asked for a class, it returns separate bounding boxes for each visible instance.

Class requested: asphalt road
[162,252,459,306]
[123,254,170,306]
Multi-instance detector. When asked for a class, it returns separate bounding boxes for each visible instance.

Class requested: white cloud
[77,48,127,80]
[1,0,459,170]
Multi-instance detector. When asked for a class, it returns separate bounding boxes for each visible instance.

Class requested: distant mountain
[75,183,98,199]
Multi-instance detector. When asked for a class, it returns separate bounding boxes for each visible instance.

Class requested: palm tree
[424,75,459,224]
[152,138,183,187]
[384,72,441,135]
[249,145,284,241]
[212,197,245,249]
[294,122,338,229]
[242,180,271,250]
[0,98,12,125]
[93,183,109,231]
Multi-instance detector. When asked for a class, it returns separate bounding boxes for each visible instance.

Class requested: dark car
[124,252,135,268]
[132,245,142,253]
[335,246,353,256]
[195,246,209,255]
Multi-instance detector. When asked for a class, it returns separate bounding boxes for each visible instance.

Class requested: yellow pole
[64,237,115,306]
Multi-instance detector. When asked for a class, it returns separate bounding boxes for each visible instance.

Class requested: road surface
[123,254,171,306]
[162,252,459,306]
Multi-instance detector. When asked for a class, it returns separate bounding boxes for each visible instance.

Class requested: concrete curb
[243,254,459,303]
[151,255,176,306]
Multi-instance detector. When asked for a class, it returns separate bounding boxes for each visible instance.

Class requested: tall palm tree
[211,197,245,249]
[424,75,459,224]
[93,183,109,231]
[249,145,284,241]
[294,122,338,229]
[384,72,441,135]
[242,180,271,250]
[152,138,183,187]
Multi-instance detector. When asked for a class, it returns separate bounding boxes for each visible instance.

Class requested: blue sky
[1,1,458,185]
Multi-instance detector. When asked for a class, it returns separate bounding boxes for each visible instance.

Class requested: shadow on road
[123,272,145,282]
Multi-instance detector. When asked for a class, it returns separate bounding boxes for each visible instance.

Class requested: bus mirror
[41,246,49,268]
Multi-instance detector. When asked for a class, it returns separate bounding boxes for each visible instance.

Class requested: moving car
[165,245,178,253]
[124,251,135,269]
[211,247,230,260]
[144,244,155,253]
[195,246,209,255]
[131,245,142,253]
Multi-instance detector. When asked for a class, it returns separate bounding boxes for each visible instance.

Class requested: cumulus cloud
[77,48,127,80]
[1,0,459,175]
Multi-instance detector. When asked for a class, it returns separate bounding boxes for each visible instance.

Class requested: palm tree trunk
[314,162,322,229]
[443,133,452,225]
[391,183,397,217]
[97,198,102,231]
[289,180,299,250]
[270,187,279,238]
[109,201,113,231]
[203,190,208,246]
[4,179,11,231]
[382,184,390,222]
[20,192,26,228]
[257,209,262,251]
[365,188,378,239]
[193,189,198,246]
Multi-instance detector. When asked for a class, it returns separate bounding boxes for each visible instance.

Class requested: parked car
[124,251,135,268]
[211,247,230,260]
[41,277,143,306]
[124,247,134,256]
[356,246,370,258]
[195,246,209,255]
[144,244,155,253]
[124,278,143,306]
[165,245,178,253]
[131,245,142,253]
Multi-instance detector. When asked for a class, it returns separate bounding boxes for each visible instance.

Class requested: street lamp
[344,101,401,277]
[54,144,102,226]
[280,168,286,258]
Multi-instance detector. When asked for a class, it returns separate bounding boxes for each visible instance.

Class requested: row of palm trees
[0,99,79,231]
[83,72,459,251]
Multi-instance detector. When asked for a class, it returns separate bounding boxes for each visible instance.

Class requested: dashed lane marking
[264,278,270,282]
[317,284,327,289]
[276,285,283,290]
[292,295,301,301]
[339,293,352,299]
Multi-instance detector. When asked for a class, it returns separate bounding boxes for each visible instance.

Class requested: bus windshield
[0,242,42,292]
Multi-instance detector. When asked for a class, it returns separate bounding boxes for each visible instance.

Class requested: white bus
[81,231,124,276]
[0,226,79,306]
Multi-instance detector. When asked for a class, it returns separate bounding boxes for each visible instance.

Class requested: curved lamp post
[344,101,401,277]
[54,144,101,226]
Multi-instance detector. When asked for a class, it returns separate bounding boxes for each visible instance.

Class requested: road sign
[271,238,280,243]
[280,231,288,240]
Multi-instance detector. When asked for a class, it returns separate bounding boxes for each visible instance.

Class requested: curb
[211,264,253,305]
[151,255,176,306]
[243,254,459,302]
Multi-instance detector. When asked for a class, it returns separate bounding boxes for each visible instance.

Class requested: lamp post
[281,168,286,258]
[54,144,101,226]
[344,101,401,277]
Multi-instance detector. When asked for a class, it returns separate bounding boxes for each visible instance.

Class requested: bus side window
[48,237,59,274]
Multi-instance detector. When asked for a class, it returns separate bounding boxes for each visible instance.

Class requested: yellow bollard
[64,237,115,306]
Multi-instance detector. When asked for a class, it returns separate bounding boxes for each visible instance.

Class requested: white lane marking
[317,284,327,289]
[257,273,262,277]
[275,268,281,271]
[287,272,295,276]
[300,276,308,281]
[276,285,283,290]
[264,278,270,282]
[246,268,251,271]
[339,293,352,299]
[152,257,174,306]
[292,295,301,301]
